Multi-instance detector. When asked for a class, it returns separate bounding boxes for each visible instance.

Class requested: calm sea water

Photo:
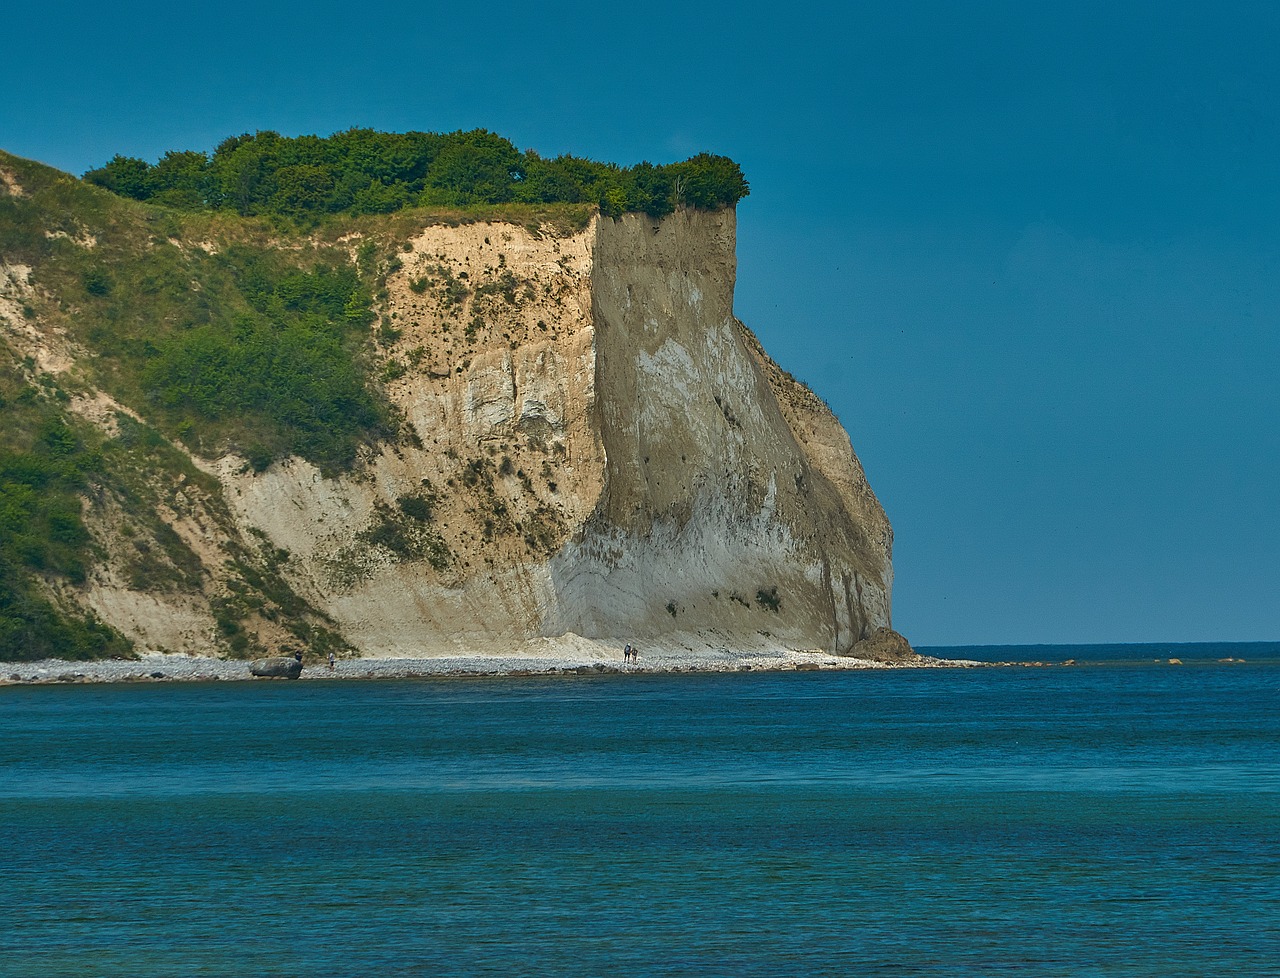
[2,645,1278,977]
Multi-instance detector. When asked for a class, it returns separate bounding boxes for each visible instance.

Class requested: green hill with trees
[2,150,393,660]
[0,133,749,661]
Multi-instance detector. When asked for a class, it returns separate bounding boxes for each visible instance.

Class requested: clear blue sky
[4,1,1277,645]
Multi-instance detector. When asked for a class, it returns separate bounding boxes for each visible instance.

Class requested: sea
[2,642,1278,977]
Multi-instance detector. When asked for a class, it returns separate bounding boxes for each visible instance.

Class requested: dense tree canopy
[84,129,749,220]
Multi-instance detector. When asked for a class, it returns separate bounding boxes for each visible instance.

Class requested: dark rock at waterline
[249,656,303,679]
[149,671,166,679]
[849,627,917,663]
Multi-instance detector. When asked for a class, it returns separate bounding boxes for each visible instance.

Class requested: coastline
[6,638,1255,685]
[0,639,983,685]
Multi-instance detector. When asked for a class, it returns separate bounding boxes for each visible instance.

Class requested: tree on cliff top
[84,129,749,221]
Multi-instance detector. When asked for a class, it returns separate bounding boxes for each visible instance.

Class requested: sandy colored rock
[2,205,902,658]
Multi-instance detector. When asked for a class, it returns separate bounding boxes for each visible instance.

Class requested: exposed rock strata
[2,202,903,657]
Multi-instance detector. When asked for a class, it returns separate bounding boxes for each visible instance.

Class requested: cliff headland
[0,131,911,671]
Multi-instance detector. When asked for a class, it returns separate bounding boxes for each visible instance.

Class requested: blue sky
[4,1,1277,644]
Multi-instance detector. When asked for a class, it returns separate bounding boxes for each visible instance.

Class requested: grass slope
[2,151,601,659]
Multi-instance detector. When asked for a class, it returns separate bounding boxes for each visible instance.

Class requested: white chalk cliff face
[213,208,895,656]
[546,211,894,652]
[3,195,897,658]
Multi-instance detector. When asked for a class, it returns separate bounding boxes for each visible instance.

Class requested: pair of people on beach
[623,644,639,665]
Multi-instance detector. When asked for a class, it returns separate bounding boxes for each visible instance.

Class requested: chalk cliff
[203,210,897,656]
[0,153,904,660]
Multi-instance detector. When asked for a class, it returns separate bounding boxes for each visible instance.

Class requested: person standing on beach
[328,650,335,671]
[624,644,632,665]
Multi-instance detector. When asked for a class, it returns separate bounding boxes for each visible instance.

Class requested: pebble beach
[0,640,974,685]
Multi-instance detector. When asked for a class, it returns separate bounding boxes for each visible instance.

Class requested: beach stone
[149,672,166,679]
[249,656,303,679]
[848,627,917,663]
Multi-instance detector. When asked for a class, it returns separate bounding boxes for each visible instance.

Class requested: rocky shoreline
[0,642,983,685]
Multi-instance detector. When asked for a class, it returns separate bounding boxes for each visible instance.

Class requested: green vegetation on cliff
[84,128,749,221]
[1,152,393,473]
[0,133,749,660]
[0,356,130,660]
[0,150,407,658]
[0,146,622,660]
[135,250,384,471]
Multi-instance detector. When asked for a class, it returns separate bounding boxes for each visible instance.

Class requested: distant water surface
[2,645,1278,977]
[923,639,1280,664]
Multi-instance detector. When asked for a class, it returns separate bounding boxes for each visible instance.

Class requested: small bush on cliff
[84,128,749,221]
[357,498,451,570]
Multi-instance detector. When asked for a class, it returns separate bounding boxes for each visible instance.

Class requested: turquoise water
[3,649,1278,976]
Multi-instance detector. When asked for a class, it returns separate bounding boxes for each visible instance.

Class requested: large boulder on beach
[249,656,302,679]
[849,627,917,663]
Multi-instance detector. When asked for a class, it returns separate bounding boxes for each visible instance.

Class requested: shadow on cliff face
[544,208,901,656]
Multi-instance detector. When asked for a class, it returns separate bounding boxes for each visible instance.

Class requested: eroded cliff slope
[0,152,905,660]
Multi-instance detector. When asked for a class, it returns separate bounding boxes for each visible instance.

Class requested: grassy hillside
[0,353,130,660]
[1,150,601,660]
[0,135,748,661]
[1,153,395,472]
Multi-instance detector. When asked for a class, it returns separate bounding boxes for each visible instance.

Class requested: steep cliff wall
[208,217,606,654]
[1,153,900,659]
[211,209,895,655]
[548,210,893,651]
